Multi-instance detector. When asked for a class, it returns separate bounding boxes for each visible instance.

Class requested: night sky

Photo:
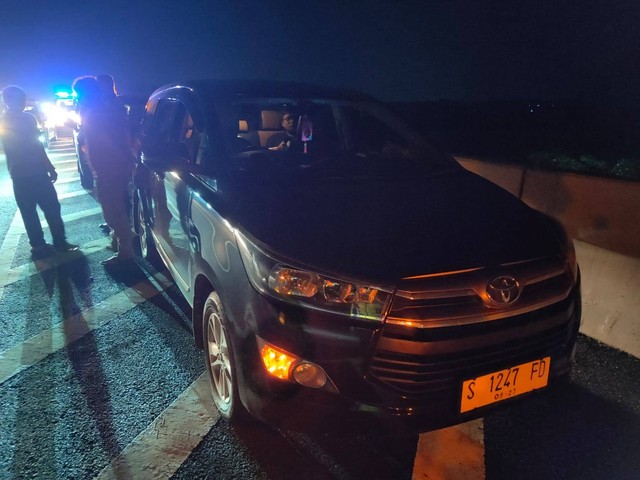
[1,0,639,106]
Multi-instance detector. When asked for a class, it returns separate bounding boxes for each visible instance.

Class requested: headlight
[236,230,393,321]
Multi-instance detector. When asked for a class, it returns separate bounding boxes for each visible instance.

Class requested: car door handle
[188,220,200,253]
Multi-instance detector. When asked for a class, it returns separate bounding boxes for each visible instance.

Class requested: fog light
[292,362,327,388]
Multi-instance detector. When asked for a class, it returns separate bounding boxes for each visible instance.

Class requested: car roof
[151,79,374,102]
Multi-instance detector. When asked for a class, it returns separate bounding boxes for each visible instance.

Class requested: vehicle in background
[73,126,93,189]
[24,101,56,147]
[135,79,581,434]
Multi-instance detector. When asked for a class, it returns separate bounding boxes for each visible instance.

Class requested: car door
[145,96,202,295]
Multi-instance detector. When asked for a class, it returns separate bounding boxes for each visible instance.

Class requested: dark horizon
[1,1,638,107]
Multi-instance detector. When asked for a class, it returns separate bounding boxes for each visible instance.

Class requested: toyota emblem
[486,275,521,305]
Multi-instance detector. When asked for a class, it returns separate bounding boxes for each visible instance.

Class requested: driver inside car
[266,111,299,151]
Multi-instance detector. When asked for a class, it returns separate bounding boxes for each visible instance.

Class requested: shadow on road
[56,253,130,475]
[485,335,640,479]
[11,251,131,478]
[172,415,418,479]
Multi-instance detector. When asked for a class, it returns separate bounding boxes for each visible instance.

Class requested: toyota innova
[135,80,581,433]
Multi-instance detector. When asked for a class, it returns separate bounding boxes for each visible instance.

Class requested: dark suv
[135,80,581,433]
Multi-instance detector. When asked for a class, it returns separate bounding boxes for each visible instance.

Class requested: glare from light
[0,180,14,198]
[54,90,75,99]
[41,101,74,127]
[269,267,321,297]
[259,341,297,380]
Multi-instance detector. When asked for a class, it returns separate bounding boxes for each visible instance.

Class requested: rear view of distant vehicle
[73,126,94,189]
[24,102,56,147]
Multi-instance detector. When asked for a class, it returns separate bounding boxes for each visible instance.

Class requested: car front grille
[385,255,574,328]
[369,255,579,394]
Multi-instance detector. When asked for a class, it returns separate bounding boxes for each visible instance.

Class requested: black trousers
[12,174,66,249]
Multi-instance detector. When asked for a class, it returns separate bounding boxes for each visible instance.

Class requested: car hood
[227,169,561,284]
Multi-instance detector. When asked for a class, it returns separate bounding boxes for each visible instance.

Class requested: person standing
[95,74,132,248]
[0,85,77,259]
[72,76,136,266]
[96,73,118,102]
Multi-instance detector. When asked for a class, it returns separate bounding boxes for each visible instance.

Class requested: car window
[152,98,202,163]
[181,110,202,163]
[338,105,407,154]
[153,99,181,143]
[210,97,456,180]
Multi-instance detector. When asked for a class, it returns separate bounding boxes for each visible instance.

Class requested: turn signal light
[259,340,297,380]
[257,338,329,388]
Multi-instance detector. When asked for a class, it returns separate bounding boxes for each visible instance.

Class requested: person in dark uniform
[0,86,78,259]
[73,76,136,266]
[95,74,134,250]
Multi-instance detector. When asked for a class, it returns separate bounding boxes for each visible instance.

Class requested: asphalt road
[0,137,638,479]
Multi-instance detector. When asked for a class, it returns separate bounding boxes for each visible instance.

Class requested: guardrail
[456,157,640,358]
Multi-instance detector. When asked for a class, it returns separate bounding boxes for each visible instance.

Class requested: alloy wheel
[205,298,233,412]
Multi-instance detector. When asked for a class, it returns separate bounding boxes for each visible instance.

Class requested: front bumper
[231,283,581,434]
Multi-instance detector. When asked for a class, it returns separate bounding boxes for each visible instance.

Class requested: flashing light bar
[54,91,76,99]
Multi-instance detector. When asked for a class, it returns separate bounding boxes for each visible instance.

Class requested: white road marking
[0,151,221,478]
[55,176,84,186]
[56,166,80,174]
[59,189,90,200]
[53,157,78,164]
[0,237,109,288]
[0,212,26,274]
[95,373,220,480]
[0,184,173,385]
[412,419,486,479]
[0,269,175,385]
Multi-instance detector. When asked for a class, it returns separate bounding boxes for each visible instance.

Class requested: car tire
[202,291,248,422]
[134,191,161,266]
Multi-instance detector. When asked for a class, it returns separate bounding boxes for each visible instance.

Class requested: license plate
[460,357,550,413]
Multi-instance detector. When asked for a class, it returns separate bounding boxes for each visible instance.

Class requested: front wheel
[202,291,247,422]
[134,191,161,265]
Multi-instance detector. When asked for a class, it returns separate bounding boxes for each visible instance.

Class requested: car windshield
[213,97,458,180]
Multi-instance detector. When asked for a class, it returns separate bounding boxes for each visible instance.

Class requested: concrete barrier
[575,240,640,358]
[456,157,640,358]
[456,157,640,258]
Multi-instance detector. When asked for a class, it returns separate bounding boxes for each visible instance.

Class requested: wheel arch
[193,273,215,349]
